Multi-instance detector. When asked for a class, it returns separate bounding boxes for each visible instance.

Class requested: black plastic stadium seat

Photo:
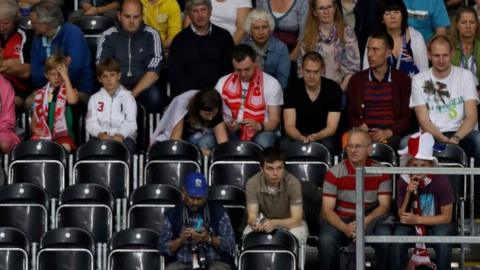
[0,227,30,270]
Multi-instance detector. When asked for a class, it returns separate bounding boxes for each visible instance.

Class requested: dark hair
[186,88,222,126]
[232,44,256,62]
[369,31,394,50]
[302,51,324,66]
[377,0,409,35]
[260,147,286,166]
[96,58,121,78]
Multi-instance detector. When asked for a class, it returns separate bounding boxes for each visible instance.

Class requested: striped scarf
[32,83,68,140]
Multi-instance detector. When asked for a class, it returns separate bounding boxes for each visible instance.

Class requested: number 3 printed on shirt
[97,102,104,112]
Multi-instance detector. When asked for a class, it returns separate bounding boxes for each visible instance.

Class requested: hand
[300,135,309,144]
[201,148,211,156]
[259,219,275,233]
[306,133,318,143]
[400,212,419,225]
[180,227,194,243]
[407,176,420,194]
[343,221,356,239]
[369,128,392,143]
[251,222,261,232]
[226,121,240,133]
[243,119,260,131]
[449,135,460,145]
[0,58,21,74]
[359,123,369,131]
[82,3,93,12]
[56,64,69,81]
[98,132,110,140]
[112,134,124,142]
[85,6,98,15]
[190,227,209,242]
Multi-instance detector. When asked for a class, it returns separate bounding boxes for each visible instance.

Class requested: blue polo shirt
[403,0,450,42]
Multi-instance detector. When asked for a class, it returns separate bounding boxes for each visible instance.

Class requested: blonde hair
[44,54,68,73]
[243,9,275,35]
[449,6,480,46]
[302,0,345,52]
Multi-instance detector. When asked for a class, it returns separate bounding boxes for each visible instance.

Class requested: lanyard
[395,34,407,70]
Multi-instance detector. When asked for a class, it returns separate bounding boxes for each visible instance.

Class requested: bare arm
[364,194,391,228]
[283,108,306,141]
[308,112,341,141]
[170,118,184,140]
[322,196,348,234]
[213,122,229,144]
[270,205,303,229]
[264,105,281,131]
[246,203,259,227]
[0,59,31,79]
[58,64,79,105]
[132,71,160,98]
[400,204,453,226]
[233,7,251,44]
[414,105,450,142]
[454,100,478,139]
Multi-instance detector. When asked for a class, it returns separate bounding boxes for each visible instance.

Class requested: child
[31,54,79,153]
[86,58,137,153]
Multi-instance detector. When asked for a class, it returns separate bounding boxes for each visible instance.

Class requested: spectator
[215,44,283,148]
[392,132,455,270]
[256,0,308,59]
[159,171,235,270]
[299,0,360,90]
[97,0,164,113]
[347,32,414,149]
[242,9,290,90]
[168,0,234,97]
[409,35,480,164]
[86,58,137,154]
[69,0,120,20]
[319,128,392,270]
[450,6,480,85]
[140,0,182,51]
[31,55,79,153]
[0,0,32,110]
[362,0,428,77]
[351,0,378,62]
[283,52,342,153]
[210,0,252,44]
[30,1,94,104]
[0,71,20,153]
[403,0,450,42]
[336,0,356,29]
[243,147,308,263]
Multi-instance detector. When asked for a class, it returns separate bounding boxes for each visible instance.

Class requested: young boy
[31,54,79,153]
[86,58,137,153]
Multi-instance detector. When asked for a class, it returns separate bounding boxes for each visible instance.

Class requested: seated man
[283,51,342,153]
[0,1,32,110]
[69,0,120,20]
[159,172,235,270]
[347,32,414,150]
[97,0,164,113]
[244,147,308,262]
[215,44,282,148]
[392,132,455,270]
[319,128,392,270]
[30,1,94,104]
[169,0,234,97]
[409,34,480,164]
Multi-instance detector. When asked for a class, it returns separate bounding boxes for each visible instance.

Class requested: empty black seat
[37,227,95,270]
[144,140,202,188]
[0,227,29,270]
[0,183,49,243]
[128,184,181,232]
[108,228,161,270]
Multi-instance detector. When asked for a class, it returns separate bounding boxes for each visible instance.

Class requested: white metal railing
[355,166,480,269]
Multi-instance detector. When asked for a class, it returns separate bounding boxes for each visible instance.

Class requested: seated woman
[210,0,251,44]
[30,55,78,153]
[362,0,428,77]
[0,72,20,154]
[242,9,291,89]
[450,6,480,86]
[151,88,228,155]
[392,132,456,270]
[298,0,360,90]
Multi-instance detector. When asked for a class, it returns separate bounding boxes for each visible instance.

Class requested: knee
[253,131,276,148]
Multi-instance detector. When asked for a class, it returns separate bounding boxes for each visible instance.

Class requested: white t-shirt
[410,66,479,132]
[215,72,283,122]
[210,0,252,36]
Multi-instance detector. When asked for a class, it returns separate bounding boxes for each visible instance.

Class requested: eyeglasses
[346,144,370,150]
[316,5,334,12]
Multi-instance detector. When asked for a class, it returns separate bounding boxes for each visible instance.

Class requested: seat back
[433,144,468,199]
[108,228,161,270]
[0,183,49,243]
[37,227,95,270]
[208,185,246,243]
[9,140,67,198]
[128,184,181,231]
[370,143,397,166]
[145,141,202,187]
[210,141,262,162]
[57,184,115,243]
[0,227,29,270]
[240,230,298,270]
[136,102,147,151]
[74,140,131,198]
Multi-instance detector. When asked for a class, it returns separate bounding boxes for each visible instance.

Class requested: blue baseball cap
[184,172,208,198]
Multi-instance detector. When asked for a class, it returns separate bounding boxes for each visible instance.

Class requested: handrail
[355,166,480,269]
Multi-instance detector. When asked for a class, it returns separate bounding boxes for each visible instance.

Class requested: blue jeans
[317,217,392,270]
[137,84,165,113]
[187,132,217,151]
[390,223,456,270]
[229,131,277,148]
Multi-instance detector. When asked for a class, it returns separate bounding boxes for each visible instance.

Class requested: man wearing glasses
[318,128,393,270]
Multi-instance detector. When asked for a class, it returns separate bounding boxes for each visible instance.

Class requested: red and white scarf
[221,67,265,140]
[404,176,437,270]
[31,83,68,140]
